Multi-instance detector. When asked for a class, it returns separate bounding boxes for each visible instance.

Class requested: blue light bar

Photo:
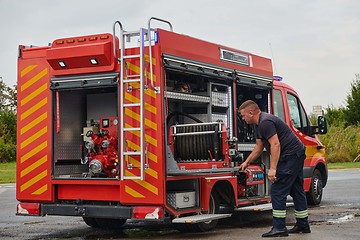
[154,31,158,43]
[273,76,283,81]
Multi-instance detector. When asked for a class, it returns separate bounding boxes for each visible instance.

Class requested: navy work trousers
[270,149,308,229]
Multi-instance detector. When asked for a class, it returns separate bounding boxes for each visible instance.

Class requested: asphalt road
[1,169,360,240]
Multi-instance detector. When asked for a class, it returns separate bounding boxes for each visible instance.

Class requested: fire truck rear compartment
[165,68,269,160]
[164,68,271,203]
[165,70,231,163]
[52,85,118,179]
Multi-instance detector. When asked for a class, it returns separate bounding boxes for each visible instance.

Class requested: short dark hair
[238,100,260,112]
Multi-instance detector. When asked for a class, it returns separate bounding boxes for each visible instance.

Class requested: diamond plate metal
[165,91,210,103]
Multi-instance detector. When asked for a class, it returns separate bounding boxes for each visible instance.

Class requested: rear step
[171,202,294,223]
[235,202,294,212]
[172,214,232,224]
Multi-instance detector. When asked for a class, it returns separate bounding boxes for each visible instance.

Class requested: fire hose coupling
[85,140,95,150]
[89,159,103,174]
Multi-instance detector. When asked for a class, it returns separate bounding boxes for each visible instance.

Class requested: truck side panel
[16,46,53,202]
[119,45,165,205]
[156,29,273,78]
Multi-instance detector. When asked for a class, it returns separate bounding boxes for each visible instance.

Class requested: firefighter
[238,100,310,238]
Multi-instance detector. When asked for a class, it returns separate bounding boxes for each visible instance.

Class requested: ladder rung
[123,79,141,83]
[123,54,141,59]
[123,103,141,107]
[127,75,141,78]
[123,152,142,156]
[124,31,141,37]
[124,127,141,131]
[123,176,143,180]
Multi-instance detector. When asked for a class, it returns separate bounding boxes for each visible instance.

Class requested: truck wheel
[82,217,99,228]
[306,169,323,205]
[95,218,127,229]
[175,191,220,232]
[194,191,220,232]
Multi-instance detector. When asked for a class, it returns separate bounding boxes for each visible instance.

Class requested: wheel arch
[315,162,328,187]
[211,180,236,213]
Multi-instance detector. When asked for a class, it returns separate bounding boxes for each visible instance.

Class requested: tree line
[316,74,360,163]
[324,74,360,127]
[0,78,16,162]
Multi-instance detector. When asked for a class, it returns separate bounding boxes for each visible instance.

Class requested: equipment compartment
[52,86,118,179]
[166,191,197,209]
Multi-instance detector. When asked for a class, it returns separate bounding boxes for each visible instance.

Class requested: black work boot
[262,227,289,237]
[288,224,311,233]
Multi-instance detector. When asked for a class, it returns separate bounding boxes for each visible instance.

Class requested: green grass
[319,125,360,163]
[0,161,16,184]
[327,161,360,169]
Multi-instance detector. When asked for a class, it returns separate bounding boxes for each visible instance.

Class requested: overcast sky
[0,0,359,112]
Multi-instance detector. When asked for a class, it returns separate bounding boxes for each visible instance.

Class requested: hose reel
[171,122,224,162]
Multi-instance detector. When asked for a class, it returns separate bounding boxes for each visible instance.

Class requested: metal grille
[211,91,229,107]
[54,91,84,161]
[54,164,88,177]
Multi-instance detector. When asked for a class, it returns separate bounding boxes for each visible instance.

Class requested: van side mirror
[317,116,327,134]
[310,116,327,135]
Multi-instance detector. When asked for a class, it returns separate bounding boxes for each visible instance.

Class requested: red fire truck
[16,17,327,231]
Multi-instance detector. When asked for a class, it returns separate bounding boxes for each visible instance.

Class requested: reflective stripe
[273,209,286,218]
[295,209,309,218]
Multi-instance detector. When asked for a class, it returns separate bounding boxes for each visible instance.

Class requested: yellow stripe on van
[32,184,48,195]
[125,170,158,195]
[21,113,47,135]
[21,65,37,77]
[128,156,158,179]
[21,127,47,149]
[124,92,157,114]
[124,108,157,131]
[124,123,157,147]
[20,98,47,121]
[125,185,145,198]
[20,170,47,192]
[21,83,47,106]
[21,68,48,92]
[20,155,47,178]
[20,141,47,163]
[127,140,158,163]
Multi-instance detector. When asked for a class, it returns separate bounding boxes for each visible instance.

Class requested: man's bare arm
[240,139,264,170]
[267,133,281,182]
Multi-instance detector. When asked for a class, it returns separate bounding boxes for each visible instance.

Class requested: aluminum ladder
[113,22,147,180]
[113,18,173,180]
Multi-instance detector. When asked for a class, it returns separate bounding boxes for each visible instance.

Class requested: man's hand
[239,161,249,171]
[268,168,277,183]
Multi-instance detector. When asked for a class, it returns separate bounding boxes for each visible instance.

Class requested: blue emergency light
[154,31,158,43]
[273,76,283,81]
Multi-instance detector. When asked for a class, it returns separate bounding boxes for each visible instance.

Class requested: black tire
[95,218,127,230]
[174,191,220,232]
[306,169,323,205]
[82,217,99,228]
[195,191,220,232]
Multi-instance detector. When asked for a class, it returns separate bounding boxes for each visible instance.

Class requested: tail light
[132,206,164,219]
[17,203,41,216]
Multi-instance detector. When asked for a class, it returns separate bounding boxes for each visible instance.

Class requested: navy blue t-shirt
[256,112,304,156]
